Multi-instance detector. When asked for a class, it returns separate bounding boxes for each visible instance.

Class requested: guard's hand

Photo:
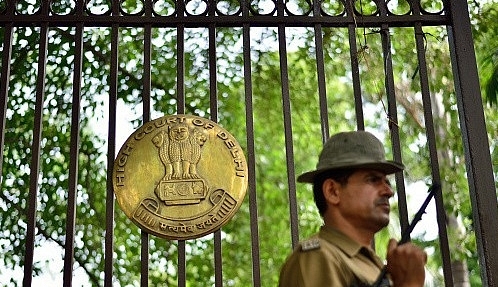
[386,238,427,287]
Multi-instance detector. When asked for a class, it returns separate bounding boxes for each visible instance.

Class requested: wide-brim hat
[297,131,404,183]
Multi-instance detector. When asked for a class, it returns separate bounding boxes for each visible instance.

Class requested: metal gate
[1,0,497,286]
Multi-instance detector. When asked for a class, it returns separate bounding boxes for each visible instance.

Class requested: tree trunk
[452,260,470,287]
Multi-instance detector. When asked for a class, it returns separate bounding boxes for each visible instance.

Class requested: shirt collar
[319,225,363,257]
[319,226,385,268]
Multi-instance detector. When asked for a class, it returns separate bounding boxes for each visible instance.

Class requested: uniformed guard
[278,131,427,287]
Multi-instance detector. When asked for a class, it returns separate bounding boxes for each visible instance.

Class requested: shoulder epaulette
[300,238,320,251]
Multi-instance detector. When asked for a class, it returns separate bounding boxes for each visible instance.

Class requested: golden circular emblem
[112,114,248,240]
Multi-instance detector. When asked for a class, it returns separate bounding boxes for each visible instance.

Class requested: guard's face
[336,169,394,232]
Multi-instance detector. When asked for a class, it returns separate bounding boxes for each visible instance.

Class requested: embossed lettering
[118,154,128,166]
[121,143,134,156]
[234,159,244,171]
[160,223,195,233]
[192,118,215,130]
[135,123,157,140]
[167,116,185,124]
[192,118,204,127]
[225,139,236,149]
[217,131,228,140]
[154,117,168,128]
[179,224,188,233]
[115,173,125,186]
[230,148,240,158]
[116,149,130,186]
[216,132,246,176]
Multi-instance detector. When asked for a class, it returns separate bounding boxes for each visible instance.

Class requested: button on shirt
[278,226,389,287]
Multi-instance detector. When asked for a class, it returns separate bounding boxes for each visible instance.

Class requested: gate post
[447,0,498,285]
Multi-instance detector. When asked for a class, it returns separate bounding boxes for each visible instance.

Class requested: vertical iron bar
[313,21,330,141]
[208,22,218,122]
[23,23,49,287]
[176,0,187,283]
[105,1,122,284]
[63,20,84,287]
[209,26,218,120]
[140,232,150,287]
[277,25,298,249]
[344,1,365,130]
[139,22,153,287]
[176,22,186,114]
[104,2,119,287]
[104,22,120,287]
[447,1,498,285]
[207,20,223,286]
[242,0,261,281]
[347,26,364,130]
[379,23,409,234]
[278,22,298,249]
[143,0,153,119]
[413,20,453,286]
[176,26,186,115]
[378,2,409,239]
[276,0,299,253]
[0,23,13,180]
[143,24,152,122]
[213,230,222,287]
[243,26,261,287]
[138,6,154,287]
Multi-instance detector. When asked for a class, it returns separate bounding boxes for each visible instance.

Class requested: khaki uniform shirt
[278,226,389,287]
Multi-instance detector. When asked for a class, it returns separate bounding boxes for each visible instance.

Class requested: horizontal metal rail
[0,14,449,27]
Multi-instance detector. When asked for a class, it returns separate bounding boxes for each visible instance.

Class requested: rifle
[371,182,441,287]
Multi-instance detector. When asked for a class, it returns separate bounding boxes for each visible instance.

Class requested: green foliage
[472,2,498,107]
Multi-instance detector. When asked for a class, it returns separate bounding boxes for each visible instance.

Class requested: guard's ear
[322,178,341,205]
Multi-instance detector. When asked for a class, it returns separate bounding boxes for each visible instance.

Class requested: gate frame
[1,0,497,286]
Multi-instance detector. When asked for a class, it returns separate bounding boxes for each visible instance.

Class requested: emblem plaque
[112,114,248,240]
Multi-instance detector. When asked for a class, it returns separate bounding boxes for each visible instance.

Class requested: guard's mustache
[375,198,390,206]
